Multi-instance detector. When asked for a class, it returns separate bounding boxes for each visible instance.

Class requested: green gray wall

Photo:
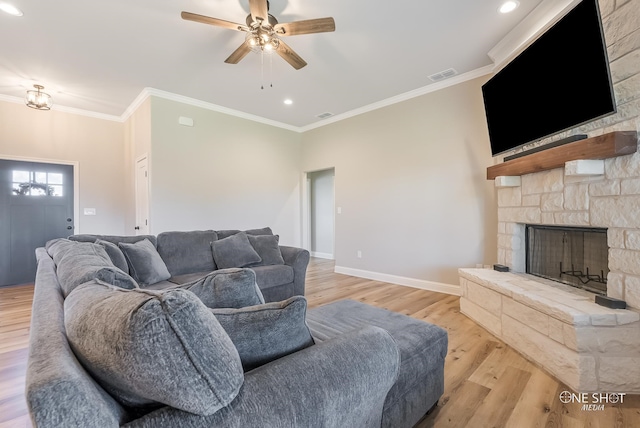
[147,97,303,245]
[301,77,497,286]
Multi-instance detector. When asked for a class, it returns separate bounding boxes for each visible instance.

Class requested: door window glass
[12,170,63,196]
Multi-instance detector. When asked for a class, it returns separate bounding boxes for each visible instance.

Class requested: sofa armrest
[279,245,310,296]
[28,248,127,428]
[177,268,265,309]
[124,326,400,428]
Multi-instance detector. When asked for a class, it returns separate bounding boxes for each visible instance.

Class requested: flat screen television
[482,0,616,157]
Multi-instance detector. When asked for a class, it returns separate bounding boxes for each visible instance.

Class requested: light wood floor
[1,258,639,427]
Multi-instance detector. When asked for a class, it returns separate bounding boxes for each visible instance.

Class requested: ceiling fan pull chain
[270,52,273,88]
[261,50,264,89]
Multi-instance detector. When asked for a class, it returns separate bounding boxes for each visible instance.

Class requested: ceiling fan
[181,0,335,70]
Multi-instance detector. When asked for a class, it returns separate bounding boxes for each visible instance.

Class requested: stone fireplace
[457,0,640,395]
[459,150,640,393]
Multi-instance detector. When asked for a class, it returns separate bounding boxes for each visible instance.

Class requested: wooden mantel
[486,131,638,180]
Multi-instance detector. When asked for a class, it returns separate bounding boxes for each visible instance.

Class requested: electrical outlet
[357,250,362,258]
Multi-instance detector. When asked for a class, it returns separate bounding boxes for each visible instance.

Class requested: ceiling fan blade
[276,40,307,70]
[248,0,269,23]
[225,43,252,64]
[181,11,247,31]
[274,18,336,36]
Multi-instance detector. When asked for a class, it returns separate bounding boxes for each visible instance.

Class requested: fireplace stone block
[459,268,640,393]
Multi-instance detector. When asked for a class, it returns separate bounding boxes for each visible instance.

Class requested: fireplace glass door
[525,225,608,295]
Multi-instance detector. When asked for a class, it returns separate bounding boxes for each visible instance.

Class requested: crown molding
[488,0,581,72]
[298,65,495,133]
[3,63,496,132]
[121,88,300,132]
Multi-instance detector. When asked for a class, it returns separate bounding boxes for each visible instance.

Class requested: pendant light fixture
[25,84,53,110]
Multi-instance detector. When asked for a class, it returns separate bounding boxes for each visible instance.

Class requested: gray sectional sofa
[67,227,309,302]
[26,228,448,428]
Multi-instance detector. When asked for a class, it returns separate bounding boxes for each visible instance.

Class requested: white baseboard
[334,265,461,296]
[311,252,334,260]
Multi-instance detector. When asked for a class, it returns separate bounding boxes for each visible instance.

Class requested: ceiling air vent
[428,68,458,82]
[316,112,334,119]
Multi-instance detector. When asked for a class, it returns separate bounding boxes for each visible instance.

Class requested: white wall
[308,168,335,257]
[301,77,498,286]
[147,96,303,245]
[123,97,151,234]
[0,100,127,234]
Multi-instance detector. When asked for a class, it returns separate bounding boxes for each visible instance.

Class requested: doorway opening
[303,168,335,259]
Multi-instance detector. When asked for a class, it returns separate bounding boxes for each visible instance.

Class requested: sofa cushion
[211,296,314,371]
[69,234,157,247]
[180,269,265,309]
[156,230,218,276]
[247,234,285,266]
[45,239,138,297]
[118,239,171,286]
[167,271,212,285]
[251,265,294,289]
[95,239,129,273]
[64,280,244,415]
[306,299,448,426]
[211,232,262,269]
[215,227,273,240]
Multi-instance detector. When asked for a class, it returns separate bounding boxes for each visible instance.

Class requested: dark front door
[0,159,74,286]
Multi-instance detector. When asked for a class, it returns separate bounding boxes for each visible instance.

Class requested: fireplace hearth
[525,225,608,295]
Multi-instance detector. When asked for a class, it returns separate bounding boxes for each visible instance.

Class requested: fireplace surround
[460,135,640,393]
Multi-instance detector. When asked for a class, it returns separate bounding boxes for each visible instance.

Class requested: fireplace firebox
[525,225,608,295]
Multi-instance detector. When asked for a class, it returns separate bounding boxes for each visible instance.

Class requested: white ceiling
[0,0,544,128]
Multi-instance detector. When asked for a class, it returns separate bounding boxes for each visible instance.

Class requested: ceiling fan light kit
[181,0,335,71]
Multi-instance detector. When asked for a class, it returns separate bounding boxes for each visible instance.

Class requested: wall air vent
[316,112,334,119]
[428,68,458,82]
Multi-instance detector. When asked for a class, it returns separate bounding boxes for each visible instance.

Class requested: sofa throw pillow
[211,232,262,269]
[211,296,315,371]
[118,238,171,286]
[181,269,265,309]
[95,239,129,273]
[247,234,285,266]
[64,280,244,415]
[215,227,273,240]
[245,226,273,236]
[45,239,138,297]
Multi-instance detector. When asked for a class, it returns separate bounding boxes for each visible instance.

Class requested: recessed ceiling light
[0,2,23,16]
[499,1,519,14]
[284,99,293,105]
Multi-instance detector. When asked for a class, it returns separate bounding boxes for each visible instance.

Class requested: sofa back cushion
[45,239,138,297]
[64,281,245,415]
[156,230,218,276]
[69,234,157,247]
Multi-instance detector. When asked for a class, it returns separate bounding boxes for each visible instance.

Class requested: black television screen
[482,0,616,157]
